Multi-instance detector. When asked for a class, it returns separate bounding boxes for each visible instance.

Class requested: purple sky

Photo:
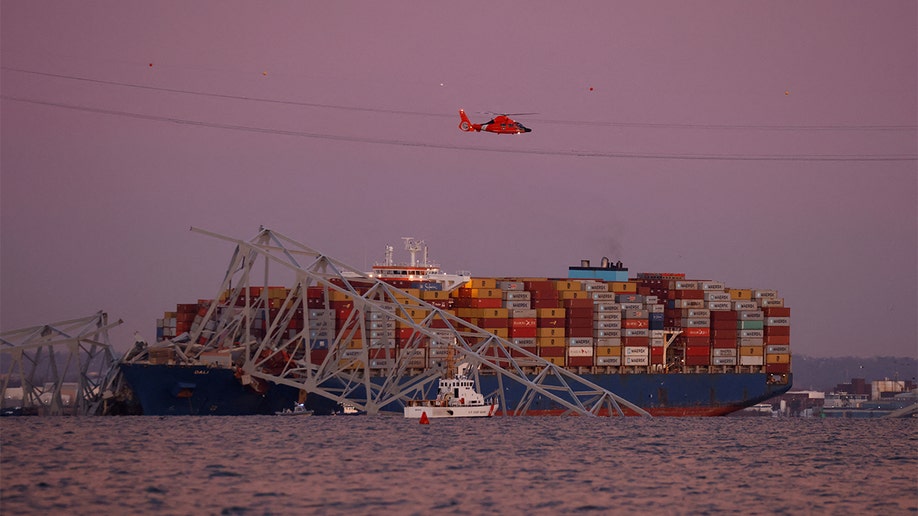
[2,2,916,357]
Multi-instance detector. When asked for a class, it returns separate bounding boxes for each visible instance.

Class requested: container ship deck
[114,228,792,416]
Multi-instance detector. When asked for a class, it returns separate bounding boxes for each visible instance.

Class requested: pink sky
[2,2,916,357]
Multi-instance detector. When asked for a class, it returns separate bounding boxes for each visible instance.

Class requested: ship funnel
[581,259,590,267]
[600,257,610,268]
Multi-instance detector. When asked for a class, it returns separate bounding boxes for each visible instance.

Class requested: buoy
[419,411,430,425]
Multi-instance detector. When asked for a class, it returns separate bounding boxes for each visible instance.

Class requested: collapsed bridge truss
[1,312,121,416]
[124,226,651,417]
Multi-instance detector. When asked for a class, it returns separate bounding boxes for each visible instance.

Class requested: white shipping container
[368,338,394,348]
[593,302,621,312]
[620,303,643,311]
[648,304,665,313]
[510,309,537,318]
[624,329,649,337]
[594,329,621,338]
[673,281,699,290]
[308,309,331,318]
[702,282,725,291]
[595,337,621,347]
[738,337,764,346]
[650,337,665,346]
[739,310,764,320]
[596,356,621,366]
[674,299,705,309]
[650,330,665,340]
[428,348,449,358]
[568,337,593,347]
[594,312,621,321]
[594,320,621,330]
[624,356,649,366]
[567,346,594,357]
[713,348,737,357]
[502,291,531,301]
[591,292,617,301]
[754,289,778,299]
[734,302,758,311]
[766,345,791,354]
[712,356,737,366]
[497,281,525,291]
[707,301,732,311]
[766,317,791,326]
[686,308,711,318]
[367,320,395,330]
[341,349,363,359]
[683,318,710,327]
[740,329,764,338]
[624,346,649,357]
[399,349,425,359]
[760,298,785,307]
[739,355,764,366]
[503,300,532,309]
[704,291,731,302]
[369,359,394,369]
[366,311,392,321]
[583,282,609,292]
[368,329,395,339]
[511,338,536,347]
[625,309,647,319]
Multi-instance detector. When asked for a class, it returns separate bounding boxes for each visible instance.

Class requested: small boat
[404,364,498,419]
[275,403,313,416]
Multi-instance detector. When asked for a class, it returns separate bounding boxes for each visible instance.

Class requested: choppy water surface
[2,416,915,515]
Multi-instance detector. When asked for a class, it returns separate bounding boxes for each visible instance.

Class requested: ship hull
[120,363,791,416]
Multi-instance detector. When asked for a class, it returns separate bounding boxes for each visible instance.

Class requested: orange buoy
[419,411,430,425]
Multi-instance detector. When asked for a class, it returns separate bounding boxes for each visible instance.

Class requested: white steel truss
[0,312,120,416]
[123,227,650,417]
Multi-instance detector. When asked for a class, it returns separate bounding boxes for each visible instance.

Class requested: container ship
[117,229,792,416]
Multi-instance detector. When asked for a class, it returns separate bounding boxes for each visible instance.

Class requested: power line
[4,66,916,132]
[4,94,915,162]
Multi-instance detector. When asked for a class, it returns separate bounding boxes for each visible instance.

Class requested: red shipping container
[564,306,594,318]
[529,289,559,300]
[477,317,508,329]
[673,289,704,299]
[565,317,593,328]
[309,349,329,365]
[682,327,710,338]
[621,336,650,346]
[510,318,537,328]
[397,328,415,339]
[682,336,709,346]
[764,326,791,336]
[712,328,737,339]
[712,320,737,330]
[524,280,555,291]
[766,363,790,373]
[509,327,538,338]
[710,310,738,321]
[685,345,711,357]
[531,299,561,309]
[511,346,538,357]
[712,338,736,349]
[764,335,791,345]
[568,356,594,367]
[684,355,710,366]
[623,319,650,329]
[538,346,566,357]
[764,307,791,317]
[566,326,593,338]
[471,298,502,308]
[563,299,594,309]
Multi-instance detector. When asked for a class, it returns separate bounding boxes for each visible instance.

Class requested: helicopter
[458,109,532,134]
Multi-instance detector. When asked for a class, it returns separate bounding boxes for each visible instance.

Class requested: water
[2,416,915,515]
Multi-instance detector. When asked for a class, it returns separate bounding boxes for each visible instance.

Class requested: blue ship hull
[120,363,791,416]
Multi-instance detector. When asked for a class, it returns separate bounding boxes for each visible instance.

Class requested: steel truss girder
[143,227,650,417]
[0,311,121,416]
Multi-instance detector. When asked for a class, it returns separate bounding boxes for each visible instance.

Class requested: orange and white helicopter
[458,109,532,134]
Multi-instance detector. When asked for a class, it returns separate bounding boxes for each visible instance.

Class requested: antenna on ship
[402,237,426,267]
[384,245,394,267]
